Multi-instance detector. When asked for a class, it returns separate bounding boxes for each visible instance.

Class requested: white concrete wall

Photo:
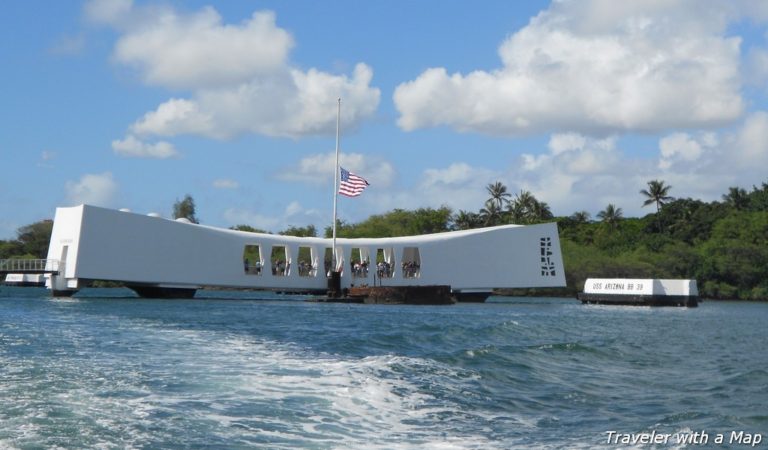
[47,205,567,291]
[655,279,699,296]
[45,205,85,290]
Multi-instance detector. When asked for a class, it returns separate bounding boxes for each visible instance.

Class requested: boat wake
[0,320,509,449]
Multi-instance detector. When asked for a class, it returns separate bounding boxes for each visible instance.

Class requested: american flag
[338,167,369,197]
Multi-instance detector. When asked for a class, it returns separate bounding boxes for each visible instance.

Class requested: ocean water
[0,287,766,449]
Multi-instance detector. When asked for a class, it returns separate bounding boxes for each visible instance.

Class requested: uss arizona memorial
[42,204,566,298]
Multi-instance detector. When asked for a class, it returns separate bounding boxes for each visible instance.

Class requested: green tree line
[3,182,767,300]
[322,180,768,300]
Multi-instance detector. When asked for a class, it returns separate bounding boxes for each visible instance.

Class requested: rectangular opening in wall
[298,246,316,277]
[375,247,395,279]
[243,244,263,275]
[402,247,421,278]
[350,247,370,279]
[271,245,291,276]
[323,246,344,275]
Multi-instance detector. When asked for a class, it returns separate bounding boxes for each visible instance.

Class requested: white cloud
[212,179,239,189]
[509,134,629,215]
[223,201,321,232]
[130,98,218,138]
[394,0,745,136]
[84,0,133,26]
[417,162,499,211]
[421,162,495,190]
[223,208,281,231]
[89,2,380,141]
[278,151,395,187]
[339,162,500,216]
[522,134,618,175]
[285,201,303,217]
[223,109,768,229]
[658,132,707,169]
[112,9,293,89]
[479,112,768,218]
[65,172,118,207]
[733,111,768,165]
[130,64,379,139]
[112,135,179,159]
[745,47,768,87]
[548,133,587,155]
[649,113,768,204]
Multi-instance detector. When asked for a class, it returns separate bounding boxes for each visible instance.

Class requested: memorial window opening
[375,247,395,279]
[242,244,263,276]
[271,245,291,276]
[401,247,421,278]
[350,247,370,279]
[298,246,316,277]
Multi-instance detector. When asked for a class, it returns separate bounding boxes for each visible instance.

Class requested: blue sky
[3,0,768,239]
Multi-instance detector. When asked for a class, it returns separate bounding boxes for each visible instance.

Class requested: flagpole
[332,98,341,272]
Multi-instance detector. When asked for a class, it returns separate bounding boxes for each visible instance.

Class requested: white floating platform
[578,278,699,307]
[4,273,46,287]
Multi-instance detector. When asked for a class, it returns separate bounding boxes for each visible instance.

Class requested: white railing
[0,259,62,274]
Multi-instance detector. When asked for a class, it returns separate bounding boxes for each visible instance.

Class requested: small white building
[4,273,45,287]
[579,278,699,307]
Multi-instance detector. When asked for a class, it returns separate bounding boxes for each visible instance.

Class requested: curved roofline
[80,204,547,247]
[199,221,530,245]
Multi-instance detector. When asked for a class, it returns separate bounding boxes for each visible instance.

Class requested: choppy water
[0,287,766,449]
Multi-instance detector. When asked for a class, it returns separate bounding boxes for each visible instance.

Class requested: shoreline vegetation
[2,181,767,301]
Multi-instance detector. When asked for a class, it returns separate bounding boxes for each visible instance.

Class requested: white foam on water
[156,331,515,448]
[0,318,518,449]
[190,338,475,447]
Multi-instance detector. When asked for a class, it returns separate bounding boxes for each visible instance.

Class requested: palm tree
[722,186,749,210]
[641,180,673,233]
[597,204,623,229]
[486,181,511,210]
[506,200,526,224]
[479,200,503,226]
[640,180,673,214]
[570,211,591,224]
[453,210,480,230]
[514,190,536,212]
[506,189,537,223]
[666,198,696,238]
[532,200,554,222]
